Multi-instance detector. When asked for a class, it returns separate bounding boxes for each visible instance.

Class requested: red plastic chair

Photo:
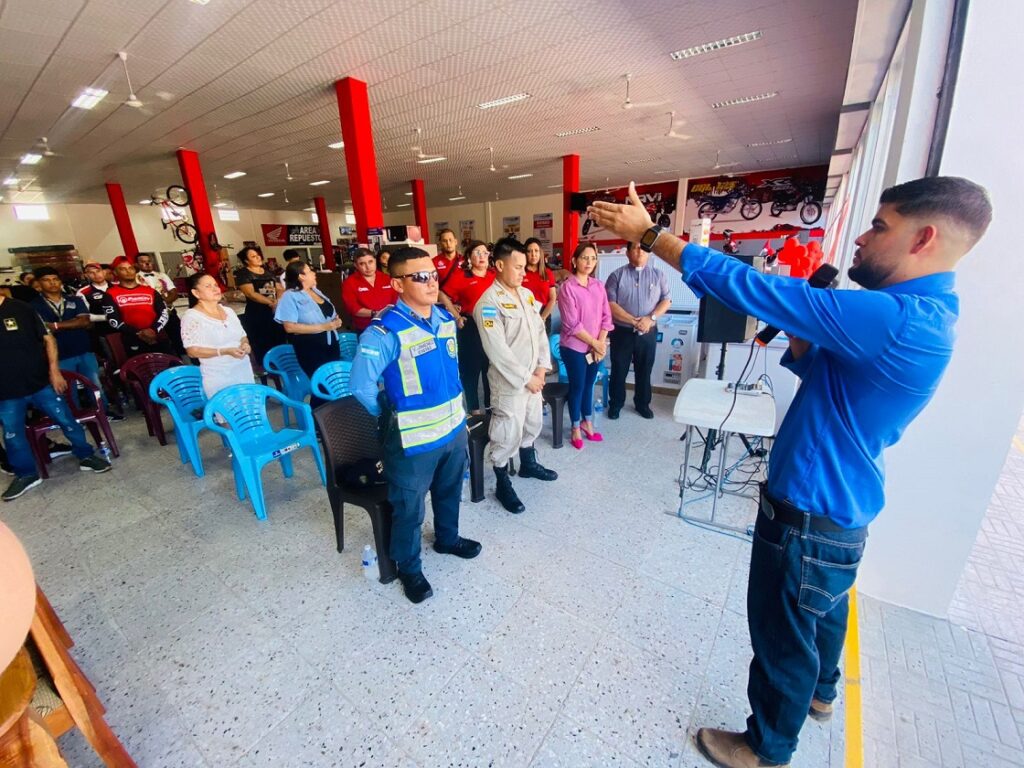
[119,353,182,445]
[28,370,120,479]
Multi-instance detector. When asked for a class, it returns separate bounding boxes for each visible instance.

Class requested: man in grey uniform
[473,237,557,513]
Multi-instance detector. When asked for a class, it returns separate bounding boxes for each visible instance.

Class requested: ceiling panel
[0,0,859,210]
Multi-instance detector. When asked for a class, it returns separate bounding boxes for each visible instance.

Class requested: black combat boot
[493,463,525,513]
[517,447,558,481]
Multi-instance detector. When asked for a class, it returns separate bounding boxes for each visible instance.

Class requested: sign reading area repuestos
[262,224,322,246]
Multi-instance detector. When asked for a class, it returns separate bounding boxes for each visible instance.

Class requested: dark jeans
[609,325,657,411]
[0,385,96,478]
[561,346,599,425]
[291,333,340,410]
[383,427,467,575]
[458,318,490,412]
[745,499,867,764]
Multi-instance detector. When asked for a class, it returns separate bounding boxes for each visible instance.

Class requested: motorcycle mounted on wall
[742,177,824,225]
[694,181,756,221]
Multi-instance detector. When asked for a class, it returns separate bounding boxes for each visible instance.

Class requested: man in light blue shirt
[589,177,992,768]
[350,247,481,605]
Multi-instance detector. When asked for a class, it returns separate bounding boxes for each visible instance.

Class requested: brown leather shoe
[808,697,834,722]
[694,728,790,768]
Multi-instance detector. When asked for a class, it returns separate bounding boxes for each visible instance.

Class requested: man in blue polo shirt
[350,246,482,605]
[31,267,121,419]
[589,176,992,768]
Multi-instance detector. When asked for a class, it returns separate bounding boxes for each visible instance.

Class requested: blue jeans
[0,386,96,478]
[383,427,467,575]
[59,352,109,407]
[745,504,867,764]
[561,346,599,425]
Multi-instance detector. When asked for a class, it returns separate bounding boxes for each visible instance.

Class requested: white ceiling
[0,0,859,212]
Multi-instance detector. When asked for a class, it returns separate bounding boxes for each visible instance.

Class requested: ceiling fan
[712,149,742,170]
[621,73,667,110]
[644,111,691,142]
[37,137,60,157]
[411,127,445,161]
[488,146,496,172]
[284,162,293,181]
[117,52,144,110]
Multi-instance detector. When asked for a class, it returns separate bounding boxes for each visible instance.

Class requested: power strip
[725,381,764,397]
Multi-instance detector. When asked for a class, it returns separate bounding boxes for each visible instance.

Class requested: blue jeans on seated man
[0,385,96,478]
[383,427,468,575]
[59,351,109,408]
[745,506,867,765]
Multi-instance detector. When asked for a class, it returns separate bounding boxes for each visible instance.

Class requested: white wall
[0,202,324,271]
[857,0,1024,615]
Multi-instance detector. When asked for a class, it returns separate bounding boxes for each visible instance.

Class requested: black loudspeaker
[569,193,588,213]
[697,254,765,343]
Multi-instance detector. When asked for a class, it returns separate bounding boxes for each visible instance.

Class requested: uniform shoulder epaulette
[369,321,390,335]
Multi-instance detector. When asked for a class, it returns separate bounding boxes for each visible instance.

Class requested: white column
[858,0,1024,615]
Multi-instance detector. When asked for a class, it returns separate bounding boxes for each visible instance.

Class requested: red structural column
[104,183,139,258]
[313,197,336,271]
[334,78,383,244]
[561,154,580,269]
[410,179,428,243]
[175,149,222,284]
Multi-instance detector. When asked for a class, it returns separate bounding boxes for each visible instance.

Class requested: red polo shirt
[434,253,462,286]
[342,271,396,331]
[443,269,495,316]
[522,269,556,306]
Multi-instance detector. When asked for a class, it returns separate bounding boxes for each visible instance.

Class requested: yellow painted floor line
[1012,435,1024,454]
[845,585,863,768]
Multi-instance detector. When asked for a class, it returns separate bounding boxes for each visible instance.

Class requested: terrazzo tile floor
[3,392,849,767]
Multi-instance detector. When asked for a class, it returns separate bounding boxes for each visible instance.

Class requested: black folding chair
[312,397,396,584]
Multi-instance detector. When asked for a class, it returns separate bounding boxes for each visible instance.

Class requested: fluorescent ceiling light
[396,203,411,208]
[508,173,533,180]
[477,92,531,110]
[20,154,42,165]
[624,158,655,165]
[416,156,446,164]
[653,169,683,175]
[555,126,600,137]
[669,30,762,60]
[71,87,108,110]
[309,179,330,186]
[223,171,246,179]
[404,192,414,196]
[711,92,778,109]
[448,195,466,201]
[746,138,793,147]
[303,207,316,211]
[327,141,344,149]
[189,0,211,5]
[4,177,20,186]
[547,183,563,189]
[138,199,151,205]
[213,201,228,207]
[217,209,240,221]
[257,192,275,198]
[14,205,48,220]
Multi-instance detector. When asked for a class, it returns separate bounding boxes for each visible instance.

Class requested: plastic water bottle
[594,397,604,414]
[361,545,378,581]
[98,441,112,461]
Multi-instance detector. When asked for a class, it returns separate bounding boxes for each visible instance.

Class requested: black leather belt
[758,486,846,533]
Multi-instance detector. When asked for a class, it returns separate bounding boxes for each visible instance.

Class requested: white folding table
[672,378,777,533]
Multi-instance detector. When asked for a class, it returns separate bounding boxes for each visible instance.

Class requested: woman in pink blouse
[556,243,614,449]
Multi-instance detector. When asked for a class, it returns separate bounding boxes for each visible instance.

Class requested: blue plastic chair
[337,331,358,362]
[262,344,310,426]
[148,367,212,477]
[549,333,609,409]
[203,384,326,520]
[310,361,353,402]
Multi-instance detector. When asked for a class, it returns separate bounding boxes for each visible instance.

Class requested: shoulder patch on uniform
[358,345,381,357]
[480,305,498,318]
[482,319,495,328]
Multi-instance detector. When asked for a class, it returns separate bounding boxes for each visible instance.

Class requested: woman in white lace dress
[180,273,255,398]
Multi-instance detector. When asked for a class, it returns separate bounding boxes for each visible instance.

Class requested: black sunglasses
[395,269,439,284]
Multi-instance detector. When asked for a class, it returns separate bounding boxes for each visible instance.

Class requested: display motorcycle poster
[683,165,828,234]
[576,181,679,242]
[502,215,521,238]
[533,213,553,257]
[434,221,450,242]
[458,219,476,248]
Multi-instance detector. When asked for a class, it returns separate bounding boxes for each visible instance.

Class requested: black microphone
[755,263,839,347]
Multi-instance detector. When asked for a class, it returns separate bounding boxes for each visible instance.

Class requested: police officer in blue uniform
[350,246,482,604]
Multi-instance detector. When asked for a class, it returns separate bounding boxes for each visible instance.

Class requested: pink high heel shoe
[570,428,584,450]
[580,421,603,442]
